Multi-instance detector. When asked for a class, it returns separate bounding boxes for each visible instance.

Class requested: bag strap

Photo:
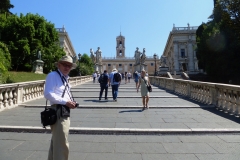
[142,77,148,86]
[142,77,151,86]
[56,70,74,101]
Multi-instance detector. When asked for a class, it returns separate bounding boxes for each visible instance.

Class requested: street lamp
[78,53,81,76]
[154,53,157,76]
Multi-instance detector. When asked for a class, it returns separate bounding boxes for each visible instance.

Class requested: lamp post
[78,53,81,76]
[154,53,157,76]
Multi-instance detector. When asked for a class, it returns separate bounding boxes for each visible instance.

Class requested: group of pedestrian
[43,55,151,160]
[97,68,122,101]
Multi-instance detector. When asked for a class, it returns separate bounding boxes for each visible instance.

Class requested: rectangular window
[151,63,154,66]
[129,64,132,66]
[108,64,111,66]
[119,64,122,66]
[181,49,185,58]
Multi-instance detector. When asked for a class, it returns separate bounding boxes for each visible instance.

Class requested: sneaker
[105,98,108,100]
[99,98,101,101]
[114,99,117,102]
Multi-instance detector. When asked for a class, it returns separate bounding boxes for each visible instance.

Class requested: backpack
[98,74,104,83]
[113,73,121,82]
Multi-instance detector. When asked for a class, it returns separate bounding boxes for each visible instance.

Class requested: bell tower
[116,32,125,58]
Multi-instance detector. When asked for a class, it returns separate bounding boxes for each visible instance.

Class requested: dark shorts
[128,77,130,79]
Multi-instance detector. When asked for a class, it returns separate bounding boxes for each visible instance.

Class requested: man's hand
[66,101,76,109]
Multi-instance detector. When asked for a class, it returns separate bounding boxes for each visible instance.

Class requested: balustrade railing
[149,76,240,117]
[0,76,92,111]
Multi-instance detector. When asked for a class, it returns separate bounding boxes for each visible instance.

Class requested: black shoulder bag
[142,77,152,92]
[41,100,57,128]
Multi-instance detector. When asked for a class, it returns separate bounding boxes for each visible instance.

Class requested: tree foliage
[69,53,94,76]
[0,13,65,72]
[0,0,14,14]
[196,0,240,84]
[0,42,11,83]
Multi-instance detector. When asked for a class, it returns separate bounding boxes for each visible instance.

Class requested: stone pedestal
[95,63,102,73]
[158,66,169,75]
[33,60,44,74]
[134,63,147,73]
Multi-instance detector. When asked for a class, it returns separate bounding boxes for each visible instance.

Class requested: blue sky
[10,0,214,58]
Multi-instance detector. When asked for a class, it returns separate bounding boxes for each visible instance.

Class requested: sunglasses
[60,63,72,68]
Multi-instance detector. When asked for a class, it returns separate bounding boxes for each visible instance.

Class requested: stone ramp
[0,105,239,134]
[0,80,239,134]
[1,80,240,160]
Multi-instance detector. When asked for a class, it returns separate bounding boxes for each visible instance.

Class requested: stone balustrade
[0,76,92,111]
[149,76,240,117]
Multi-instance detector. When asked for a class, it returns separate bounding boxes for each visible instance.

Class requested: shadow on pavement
[119,109,143,113]
[84,99,117,103]
[202,108,240,124]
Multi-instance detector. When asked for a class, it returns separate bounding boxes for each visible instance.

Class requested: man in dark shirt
[99,70,110,101]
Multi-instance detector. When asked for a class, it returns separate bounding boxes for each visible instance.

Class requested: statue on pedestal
[141,48,146,64]
[95,47,102,65]
[90,48,96,63]
[37,51,41,60]
[134,47,141,65]
[33,50,44,74]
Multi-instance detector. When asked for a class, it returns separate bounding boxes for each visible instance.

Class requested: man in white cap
[109,68,121,101]
[44,55,78,160]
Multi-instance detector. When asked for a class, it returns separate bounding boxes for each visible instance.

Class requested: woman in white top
[137,70,150,110]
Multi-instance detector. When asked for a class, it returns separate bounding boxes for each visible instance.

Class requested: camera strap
[56,70,74,101]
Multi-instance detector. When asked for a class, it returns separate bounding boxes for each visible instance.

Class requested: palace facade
[56,26,77,58]
[101,33,159,75]
[161,24,200,75]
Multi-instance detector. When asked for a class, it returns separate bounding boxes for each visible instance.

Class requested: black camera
[75,102,79,108]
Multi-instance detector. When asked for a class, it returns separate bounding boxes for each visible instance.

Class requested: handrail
[0,76,92,111]
[149,76,240,117]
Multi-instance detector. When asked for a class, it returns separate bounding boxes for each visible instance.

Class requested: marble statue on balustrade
[95,47,102,65]
[134,47,141,65]
[90,47,103,73]
[140,48,146,64]
[90,48,96,63]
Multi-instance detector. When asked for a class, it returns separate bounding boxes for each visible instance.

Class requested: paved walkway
[1,80,240,159]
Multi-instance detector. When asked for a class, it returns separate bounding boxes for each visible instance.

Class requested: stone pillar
[188,40,194,72]
[173,41,179,72]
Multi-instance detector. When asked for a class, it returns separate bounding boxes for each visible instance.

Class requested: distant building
[56,26,76,58]
[161,24,200,75]
[100,33,159,75]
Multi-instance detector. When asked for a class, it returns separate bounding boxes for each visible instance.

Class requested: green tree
[0,42,11,83]
[70,53,94,76]
[0,13,65,72]
[196,0,240,84]
[0,0,14,14]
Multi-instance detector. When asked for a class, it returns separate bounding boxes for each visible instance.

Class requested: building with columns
[161,24,200,75]
[99,33,159,75]
[56,26,77,58]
